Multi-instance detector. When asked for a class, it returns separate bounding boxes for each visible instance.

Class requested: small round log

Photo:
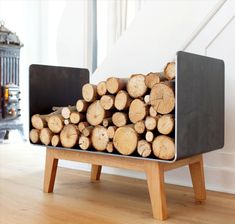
[106,142,114,153]
[129,99,148,123]
[100,95,115,110]
[82,126,94,137]
[29,129,40,144]
[70,112,85,124]
[107,126,117,139]
[91,126,109,151]
[114,90,132,111]
[149,106,157,117]
[64,119,70,125]
[112,112,128,127]
[106,77,127,94]
[61,106,76,119]
[31,114,47,130]
[152,135,175,160]
[76,99,90,112]
[97,81,107,96]
[164,62,175,80]
[51,135,60,147]
[79,135,91,150]
[102,118,112,127]
[145,116,159,131]
[82,83,98,102]
[137,140,152,157]
[145,72,166,89]
[134,120,145,134]
[144,95,150,105]
[157,114,174,135]
[145,131,154,143]
[60,124,79,148]
[127,74,147,98]
[48,115,64,133]
[113,125,138,155]
[78,121,89,132]
[40,128,53,146]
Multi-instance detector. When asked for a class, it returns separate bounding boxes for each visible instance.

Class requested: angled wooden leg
[189,154,206,202]
[43,148,58,193]
[145,161,167,220]
[90,164,102,182]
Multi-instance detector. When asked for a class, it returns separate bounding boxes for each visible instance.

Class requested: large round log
[157,114,174,135]
[114,90,132,111]
[40,128,53,146]
[48,115,64,133]
[152,135,175,160]
[127,74,147,98]
[60,124,79,148]
[112,112,128,127]
[113,125,138,155]
[97,81,107,96]
[91,126,109,151]
[137,140,152,158]
[29,129,40,144]
[164,62,175,80]
[106,77,127,94]
[82,83,98,102]
[149,82,175,114]
[129,99,148,123]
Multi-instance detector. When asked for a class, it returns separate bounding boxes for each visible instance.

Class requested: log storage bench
[29,51,224,220]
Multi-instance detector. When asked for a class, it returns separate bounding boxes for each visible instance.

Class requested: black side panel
[177,51,224,159]
[29,65,89,128]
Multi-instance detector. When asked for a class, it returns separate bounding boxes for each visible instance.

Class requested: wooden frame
[43,148,206,220]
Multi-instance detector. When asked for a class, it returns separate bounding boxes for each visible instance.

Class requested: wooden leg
[145,161,167,220]
[43,148,58,193]
[90,164,102,182]
[189,154,206,202]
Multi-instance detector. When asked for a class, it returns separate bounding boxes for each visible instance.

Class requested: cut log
[107,126,117,139]
[106,142,114,153]
[82,83,98,102]
[82,126,94,137]
[144,95,150,105]
[137,140,152,158]
[145,72,165,89]
[149,106,157,117]
[112,112,128,127]
[106,77,127,94]
[60,124,79,148]
[97,81,107,96]
[39,128,53,146]
[29,129,40,144]
[76,99,90,112]
[70,111,85,124]
[31,114,47,130]
[152,135,175,160]
[78,121,89,132]
[113,125,138,155]
[61,106,76,119]
[86,100,111,126]
[145,131,154,143]
[102,118,112,127]
[91,126,109,151]
[127,74,147,98]
[157,114,174,135]
[129,99,148,123]
[100,95,115,110]
[145,116,160,131]
[79,135,91,150]
[134,120,145,134]
[114,90,132,111]
[48,115,64,133]
[149,81,175,114]
[51,135,60,147]
[164,62,175,80]
[64,119,70,125]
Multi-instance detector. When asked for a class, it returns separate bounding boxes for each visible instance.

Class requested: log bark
[82,126,94,137]
[114,90,132,111]
[129,99,148,123]
[149,106,157,117]
[112,112,128,127]
[70,112,85,124]
[149,81,175,114]
[127,74,147,98]
[78,121,89,132]
[82,83,98,102]
[79,135,91,150]
[157,114,174,135]
[48,115,64,133]
[145,131,154,143]
[97,81,107,96]
[61,106,76,119]
[113,125,138,155]
[102,118,112,127]
[60,124,79,148]
[29,129,40,144]
[86,100,111,126]
[106,142,114,153]
[76,99,89,112]
[134,120,145,134]
[164,62,175,80]
[145,72,165,89]
[107,126,117,139]
[91,126,109,151]
[100,95,115,110]
[152,135,175,160]
[137,140,152,157]
[106,77,127,94]
[51,135,60,147]
[39,128,53,146]
[145,116,160,131]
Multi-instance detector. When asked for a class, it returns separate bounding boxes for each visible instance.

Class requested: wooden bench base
[43,148,206,220]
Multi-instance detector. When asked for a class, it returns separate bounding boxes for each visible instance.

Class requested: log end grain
[60,124,79,148]
[79,135,91,150]
[107,126,117,139]
[48,115,64,133]
[164,62,175,80]
[82,83,97,102]
[86,101,105,126]
[29,129,40,144]
[40,128,53,146]
[31,114,46,130]
[112,112,128,127]
[145,72,161,89]
[91,126,109,151]
[127,74,147,98]
[100,95,115,110]
[106,77,126,94]
[157,114,174,135]
[129,99,147,123]
[134,120,145,134]
[76,99,89,112]
[97,81,107,96]
[51,135,60,147]
[114,90,132,110]
[137,140,152,157]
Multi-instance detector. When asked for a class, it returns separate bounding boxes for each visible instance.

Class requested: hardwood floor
[0,143,235,224]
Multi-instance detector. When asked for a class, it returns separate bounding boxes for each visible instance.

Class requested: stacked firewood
[30,62,175,160]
